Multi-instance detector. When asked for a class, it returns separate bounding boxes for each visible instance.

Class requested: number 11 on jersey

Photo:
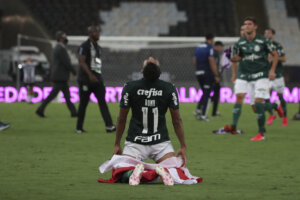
[142,107,158,134]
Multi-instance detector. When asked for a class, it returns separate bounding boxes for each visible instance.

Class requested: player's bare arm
[269,50,278,80]
[78,54,98,83]
[208,57,220,83]
[230,54,241,83]
[231,62,238,83]
[113,107,130,155]
[169,108,187,167]
[268,54,285,63]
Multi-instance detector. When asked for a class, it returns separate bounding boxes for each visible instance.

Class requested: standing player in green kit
[225,17,282,141]
[264,28,288,126]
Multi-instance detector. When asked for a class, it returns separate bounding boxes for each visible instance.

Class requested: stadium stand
[265,0,300,65]
[22,0,238,37]
[100,2,187,36]
[234,0,268,32]
[2,0,300,86]
[285,0,300,23]
[170,0,237,36]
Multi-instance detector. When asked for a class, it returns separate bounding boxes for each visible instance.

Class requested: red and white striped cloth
[98,155,203,184]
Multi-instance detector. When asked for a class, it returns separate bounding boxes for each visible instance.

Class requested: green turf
[0,102,299,200]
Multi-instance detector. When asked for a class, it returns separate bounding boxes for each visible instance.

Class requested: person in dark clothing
[193,34,220,121]
[76,25,116,133]
[211,41,224,116]
[36,31,77,118]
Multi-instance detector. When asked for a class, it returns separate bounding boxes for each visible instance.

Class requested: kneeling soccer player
[113,57,187,185]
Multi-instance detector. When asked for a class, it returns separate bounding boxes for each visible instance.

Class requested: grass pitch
[0,102,299,200]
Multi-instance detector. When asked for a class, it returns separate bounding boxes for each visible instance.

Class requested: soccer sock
[255,102,266,135]
[279,95,287,117]
[232,104,242,127]
[264,99,274,114]
[120,170,134,183]
[264,101,278,113]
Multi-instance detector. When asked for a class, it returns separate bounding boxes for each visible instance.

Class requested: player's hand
[176,147,187,167]
[215,76,221,83]
[268,70,276,80]
[231,74,236,83]
[113,145,122,155]
[89,74,99,83]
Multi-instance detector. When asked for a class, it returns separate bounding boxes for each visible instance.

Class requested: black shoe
[36,110,45,118]
[76,129,87,134]
[106,125,116,133]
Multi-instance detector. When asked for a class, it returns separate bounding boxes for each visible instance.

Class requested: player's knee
[255,98,264,103]
[236,94,245,103]
[251,105,256,113]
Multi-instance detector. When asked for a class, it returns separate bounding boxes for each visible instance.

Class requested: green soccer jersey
[271,40,285,78]
[233,34,275,81]
[120,78,179,145]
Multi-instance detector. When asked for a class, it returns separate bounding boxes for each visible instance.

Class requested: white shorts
[247,81,255,105]
[270,77,285,93]
[123,140,175,162]
[234,78,270,104]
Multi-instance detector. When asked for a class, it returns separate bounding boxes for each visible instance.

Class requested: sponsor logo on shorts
[134,134,161,143]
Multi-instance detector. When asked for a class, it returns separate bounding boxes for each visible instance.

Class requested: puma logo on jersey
[172,92,178,106]
[123,93,129,106]
[137,88,163,98]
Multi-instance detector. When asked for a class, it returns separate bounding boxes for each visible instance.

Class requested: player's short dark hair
[266,28,276,35]
[214,41,224,46]
[205,33,214,40]
[244,16,257,25]
[143,62,161,81]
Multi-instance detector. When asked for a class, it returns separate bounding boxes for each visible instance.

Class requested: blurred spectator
[76,25,115,133]
[36,31,77,118]
[211,41,224,116]
[21,57,38,104]
[193,33,220,121]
